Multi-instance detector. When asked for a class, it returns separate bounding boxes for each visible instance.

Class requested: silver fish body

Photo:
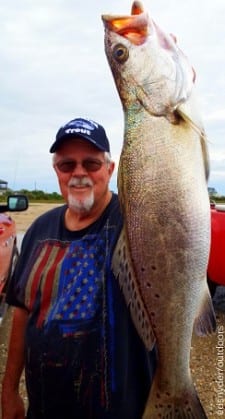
[102,2,216,418]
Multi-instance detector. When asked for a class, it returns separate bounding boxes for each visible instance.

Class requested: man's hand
[1,391,25,419]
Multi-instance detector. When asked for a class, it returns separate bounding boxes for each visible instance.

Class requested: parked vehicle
[0,195,28,323]
[207,202,225,296]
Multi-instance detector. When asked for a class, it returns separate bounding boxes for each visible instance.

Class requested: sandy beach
[10,202,63,233]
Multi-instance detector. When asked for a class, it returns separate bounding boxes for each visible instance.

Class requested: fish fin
[112,227,155,350]
[176,88,204,137]
[200,132,210,181]
[194,282,217,336]
[177,89,210,180]
[143,379,207,418]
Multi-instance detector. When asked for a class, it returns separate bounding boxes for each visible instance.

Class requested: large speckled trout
[102,2,216,418]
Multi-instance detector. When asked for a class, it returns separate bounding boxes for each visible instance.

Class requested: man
[2,118,156,419]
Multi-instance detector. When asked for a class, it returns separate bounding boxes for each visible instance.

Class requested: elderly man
[2,118,156,419]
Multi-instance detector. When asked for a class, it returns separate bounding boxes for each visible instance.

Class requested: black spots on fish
[132,303,143,326]
[118,245,126,260]
[137,300,141,310]
[153,392,186,418]
[147,307,156,329]
[155,293,160,299]
[118,244,124,256]
[113,43,129,64]
[184,401,192,414]
[150,312,157,329]
[186,407,192,414]
[114,231,156,350]
[141,266,145,272]
[141,319,146,330]
[151,265,157,271]
[119,262,124,273]
[122,244,127,261]
[146,281,152,288]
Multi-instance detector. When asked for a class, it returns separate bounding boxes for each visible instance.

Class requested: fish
[102,2,216,418]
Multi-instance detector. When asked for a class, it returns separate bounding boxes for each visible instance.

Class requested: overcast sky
[1,0,225,195]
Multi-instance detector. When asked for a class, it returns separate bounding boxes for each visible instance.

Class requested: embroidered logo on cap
[65,128,91,136]
[66,119,99,131]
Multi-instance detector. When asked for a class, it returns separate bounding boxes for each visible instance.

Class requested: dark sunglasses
[55,158,106,173]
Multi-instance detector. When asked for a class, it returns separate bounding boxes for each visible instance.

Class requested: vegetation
[209,195,225,203]
[0,189,225,204]
[0,189,64,203]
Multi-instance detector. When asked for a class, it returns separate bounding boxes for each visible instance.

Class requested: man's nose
[71,162,87,176]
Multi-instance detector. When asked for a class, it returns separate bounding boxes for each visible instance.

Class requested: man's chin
[68,193,94,214]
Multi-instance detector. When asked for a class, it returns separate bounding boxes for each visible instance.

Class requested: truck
[207,202,225,296]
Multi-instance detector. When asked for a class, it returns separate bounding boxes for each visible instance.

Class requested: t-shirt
[7,194,157,419]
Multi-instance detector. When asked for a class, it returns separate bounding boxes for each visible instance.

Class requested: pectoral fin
[177,89,210,180]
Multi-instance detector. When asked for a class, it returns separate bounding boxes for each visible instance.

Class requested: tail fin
[142,378,207,418]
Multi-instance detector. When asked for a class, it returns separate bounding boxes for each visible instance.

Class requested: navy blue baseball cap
[50,117,110,153]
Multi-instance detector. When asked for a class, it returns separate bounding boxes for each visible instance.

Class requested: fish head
[102,1,195,120]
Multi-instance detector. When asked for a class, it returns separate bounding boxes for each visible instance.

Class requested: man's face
[53,139,114,214]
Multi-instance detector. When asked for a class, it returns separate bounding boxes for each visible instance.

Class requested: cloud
[0,0,225,195]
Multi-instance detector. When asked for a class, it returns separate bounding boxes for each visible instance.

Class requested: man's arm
[1,307,28,419]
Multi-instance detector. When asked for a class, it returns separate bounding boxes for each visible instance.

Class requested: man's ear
[108,161,115,178]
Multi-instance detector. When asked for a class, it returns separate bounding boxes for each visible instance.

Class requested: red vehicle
[207,202,225,295]
[0,195,28,323]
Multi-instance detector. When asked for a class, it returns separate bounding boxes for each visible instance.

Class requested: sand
[9,202,63,233]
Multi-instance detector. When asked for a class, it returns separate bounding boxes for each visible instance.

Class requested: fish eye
[113,43,129,63]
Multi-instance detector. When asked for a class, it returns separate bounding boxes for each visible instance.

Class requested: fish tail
[142,380,207,418]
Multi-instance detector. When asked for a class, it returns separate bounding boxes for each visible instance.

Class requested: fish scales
[102,2,216,418]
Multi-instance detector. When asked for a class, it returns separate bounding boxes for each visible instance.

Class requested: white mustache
[68,177,93,188]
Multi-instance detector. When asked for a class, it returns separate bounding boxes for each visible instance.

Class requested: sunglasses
[55,158,106,173]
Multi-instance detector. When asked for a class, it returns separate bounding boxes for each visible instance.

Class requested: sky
[1,0,225,195]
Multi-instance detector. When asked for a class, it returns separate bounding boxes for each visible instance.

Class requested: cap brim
[49,133,108,153]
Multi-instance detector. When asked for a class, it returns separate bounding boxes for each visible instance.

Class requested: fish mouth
[102,1,149,46]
